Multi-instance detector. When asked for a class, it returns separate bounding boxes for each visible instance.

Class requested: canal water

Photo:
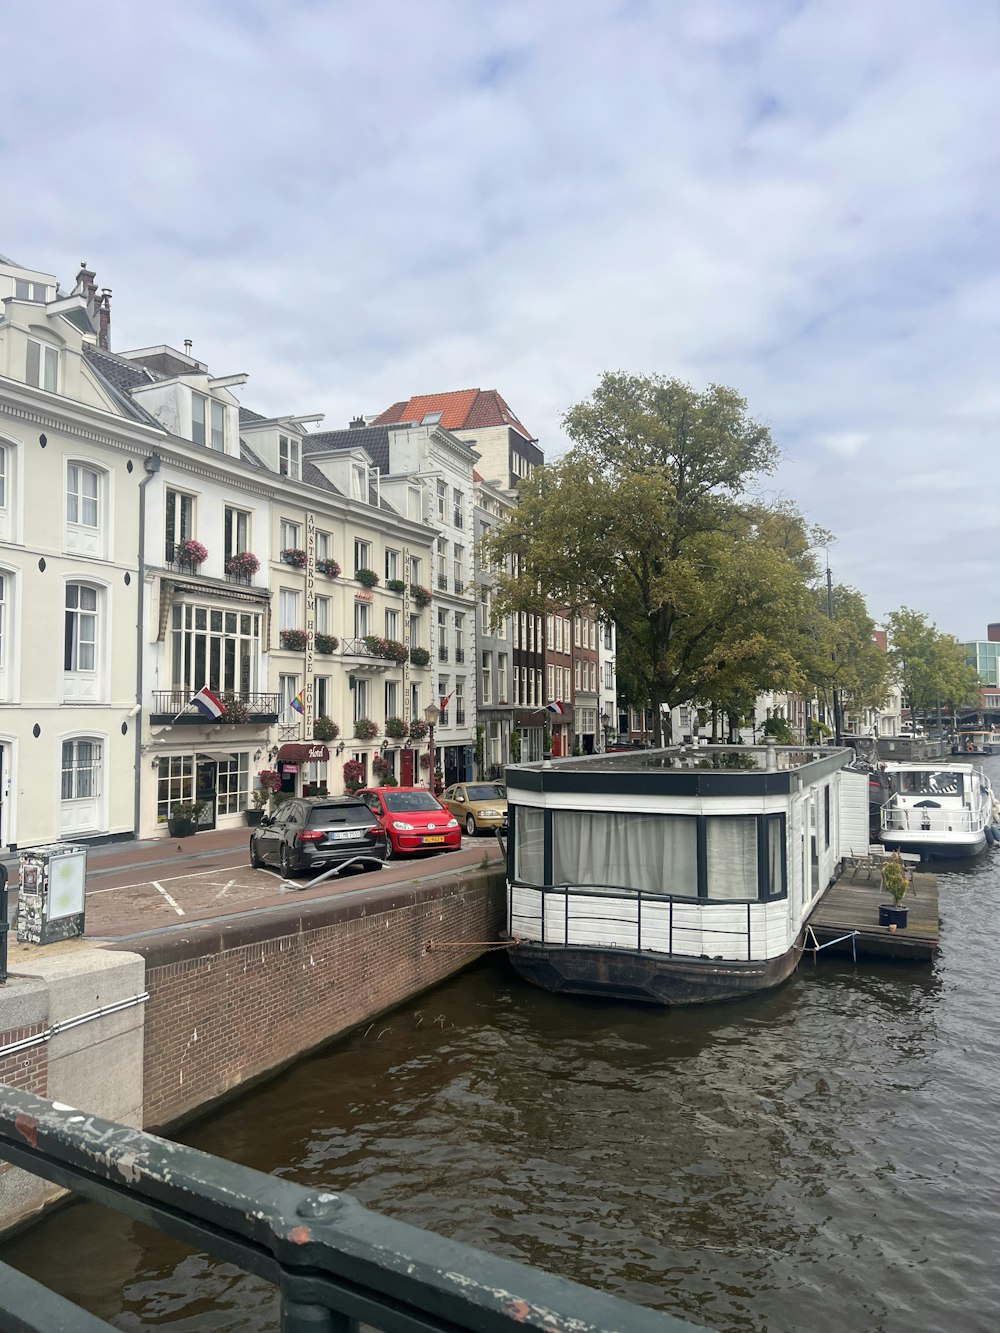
[6,757,1000,1332]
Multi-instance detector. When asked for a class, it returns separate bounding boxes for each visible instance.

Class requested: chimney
[349,415,366,429]
[98,289,112,351]
[184,339,193,356]
[73,263,99,323]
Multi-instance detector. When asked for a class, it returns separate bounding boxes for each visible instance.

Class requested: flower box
[384,717,409,740]
[408,719,429,741]
[313,716,340,742]
[316,558,341,578]
[280,628,307,651]
[385,578,406,594]
[314,633,339,655]
[176,538,208,567]
[353,718,380,741]
[411,585,432,609]
[362,635,408,664]
[224,551,260,578]
[355,568,380,588]
[409,646,430,667]
[281,548,308,568]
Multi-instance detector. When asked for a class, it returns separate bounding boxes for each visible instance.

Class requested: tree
[482,372,820,736]
[884,608,979,724]
[796,583,890,726]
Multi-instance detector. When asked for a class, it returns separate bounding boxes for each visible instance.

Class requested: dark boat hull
[506,936,803,1006]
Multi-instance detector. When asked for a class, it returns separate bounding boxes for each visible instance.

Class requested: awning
[276,742,330,764]
[196,752,238,763]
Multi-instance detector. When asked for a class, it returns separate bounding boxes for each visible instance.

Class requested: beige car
[441,782,508,836]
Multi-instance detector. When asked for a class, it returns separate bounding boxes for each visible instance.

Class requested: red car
[358,786,461,858]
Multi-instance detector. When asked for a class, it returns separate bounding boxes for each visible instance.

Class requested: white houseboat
[878,761,997,859]
[503,745,869,1006]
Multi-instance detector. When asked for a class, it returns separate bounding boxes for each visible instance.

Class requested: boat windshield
[895,770,964,798]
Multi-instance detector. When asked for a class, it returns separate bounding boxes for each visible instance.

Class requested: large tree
[796,583,890,726]
[482,372,820,736]
[885,608,979,723]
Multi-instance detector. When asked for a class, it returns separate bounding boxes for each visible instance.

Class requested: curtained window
[705,817,758,900]
[551,811,697,897]
[768,815,785,899]
[513,806,545,884]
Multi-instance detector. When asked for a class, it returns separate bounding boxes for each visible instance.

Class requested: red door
[400,748,415,785]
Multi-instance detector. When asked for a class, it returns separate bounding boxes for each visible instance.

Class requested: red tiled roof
[373,388,534,440]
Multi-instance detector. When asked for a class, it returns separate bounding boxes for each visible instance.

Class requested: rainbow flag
[290,690,305,715]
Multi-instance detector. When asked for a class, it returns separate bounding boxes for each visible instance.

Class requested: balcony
[453,507,464,528]
[438,645,449,662]
[150,690,280,725]
[455,648,465,664]
[437,573,448,591]
[454,578,465,595]
[456,708,466,726]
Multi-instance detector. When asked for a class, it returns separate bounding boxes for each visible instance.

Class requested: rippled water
[6,758,1000,1332]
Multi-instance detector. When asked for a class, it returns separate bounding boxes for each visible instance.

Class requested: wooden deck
[806,866,939,961]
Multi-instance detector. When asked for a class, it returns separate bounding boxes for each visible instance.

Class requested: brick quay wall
[112,866,506,1131]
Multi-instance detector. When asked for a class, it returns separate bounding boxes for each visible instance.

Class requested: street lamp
[423,702,440,791]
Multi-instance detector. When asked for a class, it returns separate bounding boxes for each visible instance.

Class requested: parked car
[358,787,461,857]
[250,796,387,877]
[441,782,508,836]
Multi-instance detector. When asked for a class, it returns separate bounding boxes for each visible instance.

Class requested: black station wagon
[249,796,388,877]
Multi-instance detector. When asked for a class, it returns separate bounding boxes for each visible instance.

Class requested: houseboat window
[767,816,785,899]
[705,817,757,900]
[550,811,697,896]
[824,785,831,849]
[513,806,545,884]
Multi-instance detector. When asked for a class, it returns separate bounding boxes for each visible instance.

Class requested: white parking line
[151,880,186,916]
[86,863,248,895]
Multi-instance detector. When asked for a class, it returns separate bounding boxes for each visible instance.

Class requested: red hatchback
[359,787,461,857]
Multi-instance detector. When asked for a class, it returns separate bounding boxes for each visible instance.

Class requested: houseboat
[503,744,869,1006]
[878,761,997,859]
[951,730,997,756]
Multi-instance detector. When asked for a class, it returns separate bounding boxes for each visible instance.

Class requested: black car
[249,796,387,877]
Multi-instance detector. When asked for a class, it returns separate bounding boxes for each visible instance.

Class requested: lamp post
[423,701,440,792]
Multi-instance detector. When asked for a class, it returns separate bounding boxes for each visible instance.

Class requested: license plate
[423,835,445,844]
[330,830,359,841]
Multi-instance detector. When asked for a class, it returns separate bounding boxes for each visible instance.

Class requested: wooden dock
[806,867,939,961]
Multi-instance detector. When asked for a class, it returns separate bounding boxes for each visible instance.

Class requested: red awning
[276,743,330,764]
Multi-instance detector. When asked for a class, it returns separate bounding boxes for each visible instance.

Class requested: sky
[3,0,997,638]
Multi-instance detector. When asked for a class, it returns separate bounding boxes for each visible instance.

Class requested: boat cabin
[504,744,868,1005]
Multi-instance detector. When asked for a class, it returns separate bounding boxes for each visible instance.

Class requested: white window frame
[385,548,400,581]
[280,518,301,551]
[353,676,370,724]
[354,539,372,575]
[385,608,401,641]
[224,505,250,559]
[26,338,58,392]
[279,673,301,725]
[354,601,371,637]
[279,589,301,632]
[166,489,195,562]
[193,393,226,450]
[279,434,301,479]
[216,753,250,816]
[315,595,331,635]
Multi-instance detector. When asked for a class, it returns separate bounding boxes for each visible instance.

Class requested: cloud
[2,0,996,637]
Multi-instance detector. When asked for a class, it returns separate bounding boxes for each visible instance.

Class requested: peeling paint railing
[0,1089,707,1333]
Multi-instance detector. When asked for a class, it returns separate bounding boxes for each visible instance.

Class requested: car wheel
[249,838,263,870]
[384,838,395,860]
[466,814,477,837]
[280,844,295,879]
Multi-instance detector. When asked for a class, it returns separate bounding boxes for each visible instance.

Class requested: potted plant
[316,557,341,578]
[409,646,430,667]
[372,753,394,783]
[354,718,379,741]
[408,718,429,742]
[355,567,379,588]
[246,788,268,826]
[313,716,340,742]
[314,633,339,655]
[384,716,408,740]
[219,690,251,723]
[411,585,432,609]
[281,547,308,568]
[224,551,260,580]
[280,628,307,651]
[176,538,208,570]
[167,799,207,837]
[879,853,910,928]
[342,758,366,793]
[385,577,406,593]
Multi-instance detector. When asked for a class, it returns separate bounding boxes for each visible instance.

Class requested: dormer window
[352,464,366,500]
[26,338,58,392]
[15,279,49,302]
[193,393,225,450]
[279,434,300,480]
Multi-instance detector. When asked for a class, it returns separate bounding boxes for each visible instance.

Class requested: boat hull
[881,833,988,859]
[506,936,803,1007]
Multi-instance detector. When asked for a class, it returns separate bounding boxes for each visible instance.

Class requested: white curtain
[513,805,545,884]
[705,817,758,900]
[551,811,697,896]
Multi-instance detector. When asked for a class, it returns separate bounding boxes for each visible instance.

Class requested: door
[195,760,217,830]
[0,744,5,844]
[400,748,415,786]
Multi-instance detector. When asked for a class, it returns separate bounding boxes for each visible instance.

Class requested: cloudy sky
[4,0,996,637]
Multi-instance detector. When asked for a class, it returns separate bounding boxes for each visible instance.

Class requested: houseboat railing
[881,801,978,833]
[511,885,756,961]
[0,1089,703,1333]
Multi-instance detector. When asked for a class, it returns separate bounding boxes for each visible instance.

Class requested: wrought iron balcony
[438,645,449,662]
[456,708,466,726]
[454,578,465,594]
[150,690,280,725]
[437,573,448,590]
[455,648,465,664]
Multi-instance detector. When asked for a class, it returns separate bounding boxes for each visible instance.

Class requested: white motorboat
[879,762,998,859]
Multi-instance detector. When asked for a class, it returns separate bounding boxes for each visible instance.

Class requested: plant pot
[879,903,908,928]
[167,817,197,838]
[245,809,264,826]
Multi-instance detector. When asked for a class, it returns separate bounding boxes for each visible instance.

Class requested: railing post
[747,901,752,961]
[637,888,642,953]
[564,886,569,945]
[668,897,673,956]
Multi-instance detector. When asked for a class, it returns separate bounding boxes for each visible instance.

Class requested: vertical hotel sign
[305,511,316,738]
[402,545,411,725]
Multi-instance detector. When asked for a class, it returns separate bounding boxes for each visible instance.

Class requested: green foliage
[313,716,340,742]
[885,608,980,720]
[510,729,522,763]
[762,716,796,743]
[881,853,909,907]
[481,372,819,732]
[475,723,485,769]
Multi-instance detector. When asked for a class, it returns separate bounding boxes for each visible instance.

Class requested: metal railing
[881,798,979,834]
[149,690,281,723]
[509,883,757,961]
[456,709,466,726]
[455,648,465,663]
[437,573,448,590]
[0,1090,699,1333]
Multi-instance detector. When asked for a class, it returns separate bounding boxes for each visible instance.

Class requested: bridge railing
[0,1088,706,1333]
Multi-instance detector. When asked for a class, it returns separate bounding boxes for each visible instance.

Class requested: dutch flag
[190,686,226,719]
[547,700,566,715]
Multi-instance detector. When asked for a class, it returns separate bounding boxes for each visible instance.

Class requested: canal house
[504,744,869,1005]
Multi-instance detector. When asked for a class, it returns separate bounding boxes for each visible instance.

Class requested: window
[385,608,400,640]
[0,444,8,535]
[216,754,250,816]
[26,339,58,391]
[315,675,331,720]
[481,651,493,704]
[513,805,545,884]
[547,664,555,701]
[0,572,6,672]
[574,660,581,689]
[67,464,99,529]
[279,673,301,724]
[385,548,400,581]
[546,615,554,649]
[453,487,464,528]
[170,603,262,694]
[453,545,464,590]
[15,279,48,302]
[315,595,331,635]
[157,755,194,823]
[353,677,370,723]
[316,530,332,561]
[454,612,465,659]
[354,601,371,637]
[165,489,194,561]
[409,614,421,649]
[280,519,301,551]
[550,811,698,896]
[480,587,491,635]
[437,537,448,588]
[279,433,300,479]
[409,556,421,585]
[385,679,399,718]
[438,678,449,723]
[604,660,614,690]
[410,682,420,718]
[706,817,758,900]
[279,589,300,631]
[352,464,366,499]
[437,608,447,658]
[455,678,465,720]
[224,506,250,558]
[574,618,582,647]
[64,584,98,673]
[193,393,226,450]
[354,539,372,574]
[61,739,102,801]
[437,479,447,521]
